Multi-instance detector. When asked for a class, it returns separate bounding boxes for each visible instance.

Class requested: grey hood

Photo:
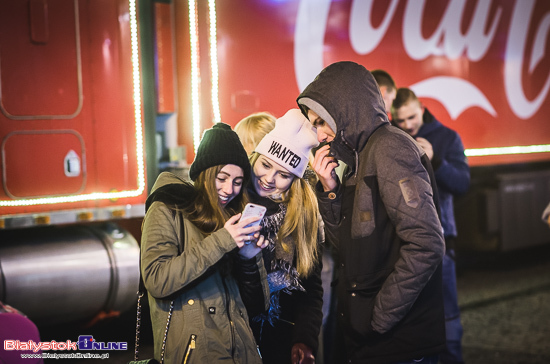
[297,61,389,171]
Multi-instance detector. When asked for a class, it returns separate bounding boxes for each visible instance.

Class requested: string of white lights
[209,0,221,124]
[189,0,201,154]
[0,0,146,207]
[465,145,550,157]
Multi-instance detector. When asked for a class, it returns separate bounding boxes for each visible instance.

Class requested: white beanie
[255,109,319,178]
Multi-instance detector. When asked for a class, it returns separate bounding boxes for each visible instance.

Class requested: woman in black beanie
[141,123,269,363]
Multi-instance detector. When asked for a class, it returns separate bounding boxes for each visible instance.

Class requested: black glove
[291,343,315,364]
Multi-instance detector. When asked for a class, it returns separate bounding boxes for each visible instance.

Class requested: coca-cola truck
[1,0,549,324]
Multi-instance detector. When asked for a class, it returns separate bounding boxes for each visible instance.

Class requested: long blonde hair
[250,153,320,277]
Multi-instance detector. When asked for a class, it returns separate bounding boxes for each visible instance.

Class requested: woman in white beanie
[245,109,324,364]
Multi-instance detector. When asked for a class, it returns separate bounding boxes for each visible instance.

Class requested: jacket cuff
[315,180,342,224]
[237,253,259,270]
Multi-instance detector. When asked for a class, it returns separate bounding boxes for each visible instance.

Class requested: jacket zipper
[183,334,196,364]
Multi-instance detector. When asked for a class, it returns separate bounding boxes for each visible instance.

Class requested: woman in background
[234,112,276,155]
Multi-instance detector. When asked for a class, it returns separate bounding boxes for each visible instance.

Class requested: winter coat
[416,108,470,239]
[246,187,324,364]
[141,172,268,364]
[297,61,446,363]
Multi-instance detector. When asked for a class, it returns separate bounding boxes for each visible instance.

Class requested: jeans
[321,250,335,326]
[317,250,335,364]
[440,248,464,364]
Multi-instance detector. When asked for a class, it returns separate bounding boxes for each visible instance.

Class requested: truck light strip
[129,0,146,199]
[0,0,146,208]
[209,0,221,124]
[1,204,146,229]
[189,0,201,154]
[465,144,550,157]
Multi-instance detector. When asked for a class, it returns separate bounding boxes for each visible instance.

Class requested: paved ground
[35,244,550,364]
[457,244,550,364]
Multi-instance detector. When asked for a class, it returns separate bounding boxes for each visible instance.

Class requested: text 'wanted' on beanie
[255,109,319,178]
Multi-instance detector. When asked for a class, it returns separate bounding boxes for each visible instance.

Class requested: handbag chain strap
[160,300,174,364]
[133,290,174,364]
[134,205,183,362]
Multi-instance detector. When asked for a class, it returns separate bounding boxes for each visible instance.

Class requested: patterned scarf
[254,203,305,327]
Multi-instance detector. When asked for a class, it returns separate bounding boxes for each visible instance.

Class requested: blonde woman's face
[215,164,244,206]
[252,155,295,198]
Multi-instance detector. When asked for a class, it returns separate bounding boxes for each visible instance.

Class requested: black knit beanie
[189,122,251,182]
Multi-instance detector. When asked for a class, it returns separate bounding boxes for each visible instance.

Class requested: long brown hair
[185,165,249,234]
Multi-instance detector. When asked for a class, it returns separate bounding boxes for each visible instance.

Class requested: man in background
[392,87,470,364]
[372,69,397,116]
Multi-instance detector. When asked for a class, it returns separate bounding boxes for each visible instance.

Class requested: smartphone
[240,203,267,229]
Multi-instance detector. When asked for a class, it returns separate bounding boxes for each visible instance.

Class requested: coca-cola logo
[294,0,550,120]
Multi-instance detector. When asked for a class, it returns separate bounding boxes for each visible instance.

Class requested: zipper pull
[183,335,197,364]
[256,345,262,359]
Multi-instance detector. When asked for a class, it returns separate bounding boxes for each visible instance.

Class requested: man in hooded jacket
[297,61,446,364]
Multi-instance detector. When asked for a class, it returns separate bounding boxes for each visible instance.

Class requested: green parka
[141,172,268,364]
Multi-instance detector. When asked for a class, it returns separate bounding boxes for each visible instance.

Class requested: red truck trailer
[0,0,146,324]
